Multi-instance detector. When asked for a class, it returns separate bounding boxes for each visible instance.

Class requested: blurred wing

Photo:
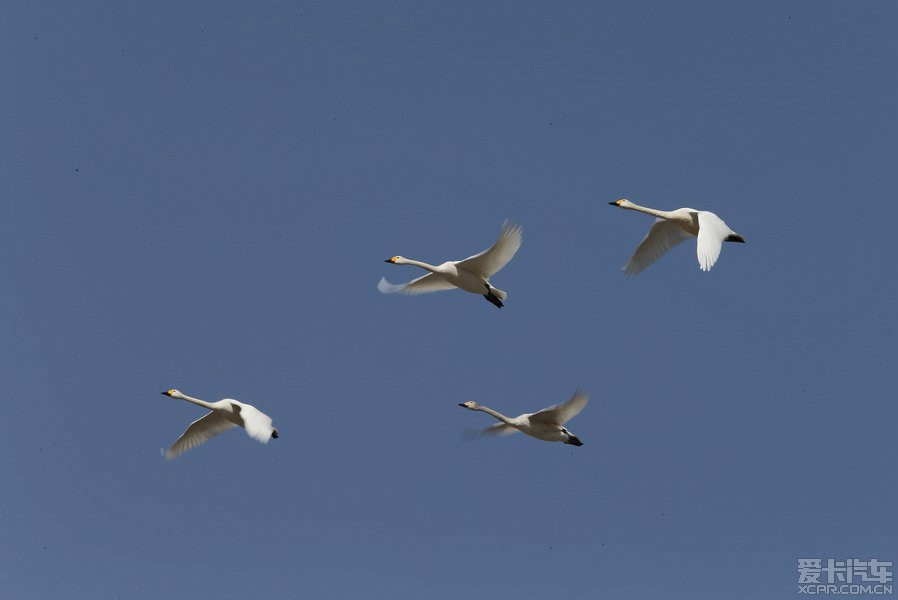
[482,422,519,437]
[696,212,729,271]
[463,422,519,441]
[529,391,589,425]
[378,274,456,295]
[165,412,236,460]
[624,219,692,276]
[456,221,522,277]
[234,403,276,444]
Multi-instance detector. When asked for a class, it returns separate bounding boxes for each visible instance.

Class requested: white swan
[459,391,588,446]
[609,199,745,275]
[161,389,279,459]
[378,221,522,308]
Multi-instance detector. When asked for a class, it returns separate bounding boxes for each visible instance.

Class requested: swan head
[609,198,633,209]
[458,401,480,410]
[162,389,182,398]
[385,255,404,264]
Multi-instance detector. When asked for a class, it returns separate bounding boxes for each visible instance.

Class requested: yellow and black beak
[609,200,623,206]
[161,390,173,397]
[385,256,398,263]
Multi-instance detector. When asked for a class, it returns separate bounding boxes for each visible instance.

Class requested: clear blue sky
[2,2,895,598]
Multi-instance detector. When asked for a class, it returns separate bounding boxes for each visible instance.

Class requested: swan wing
[696,212,729,271]
[463,422,519,441]
[481,422,519,437]
[165,411,236,459]
[377,274,456,295]
[455,221,522,277]
[529,391,589,426]
[624,219,692,276]
[233,403,277,444]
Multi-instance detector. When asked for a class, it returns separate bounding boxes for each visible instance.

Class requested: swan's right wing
[529,391,589,426]
[377,274,456,295]
[455,221,522,277]
[624,219,692,276]
[165,412,236,460]
[696,211,729,271]
[234,403,277,444]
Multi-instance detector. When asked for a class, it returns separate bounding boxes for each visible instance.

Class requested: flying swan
[609,199,745,275]
[161,389,279,459]
[378,220,522,308]
[458,390,588,446]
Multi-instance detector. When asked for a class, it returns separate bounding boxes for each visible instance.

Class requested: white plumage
[161,389,279,459]
[459,391,588,446]
[379,221,522,308]
[609,199,745,274]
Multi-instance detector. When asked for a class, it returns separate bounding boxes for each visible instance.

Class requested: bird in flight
[459,390,588,446]
[161,389,279,459]
[379,220,522,308]
[609,199,745,274]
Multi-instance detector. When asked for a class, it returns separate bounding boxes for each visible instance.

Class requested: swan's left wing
[233,403,277,444]
[465,423,518,440]
[165,412,237,460]
[625,219,692,276]
[529,391,589,425]
[455,221,522,277]
[481,422,519,436]
[463,422,519,441]
[696,212,729,271]
[378,274,456,295]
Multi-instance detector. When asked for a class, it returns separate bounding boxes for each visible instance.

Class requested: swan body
[459,391,588,446]
[379,221,522,308]
[609,199,745,274]
[161,389,279,459]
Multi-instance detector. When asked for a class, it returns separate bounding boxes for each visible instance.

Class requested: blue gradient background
[2,2,895,598]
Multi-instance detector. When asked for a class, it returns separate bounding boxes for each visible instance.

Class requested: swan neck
[477,405,514,426]
[625,202,676,220]
[177,393,216,410]
[403,258,439,273]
